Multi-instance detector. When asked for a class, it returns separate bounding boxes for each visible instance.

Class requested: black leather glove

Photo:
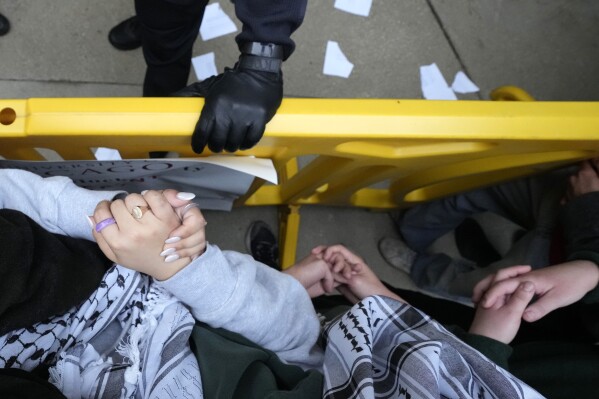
[176,42,284,153]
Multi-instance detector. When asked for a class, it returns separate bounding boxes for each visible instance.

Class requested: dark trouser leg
[399,168,573,298]
[135,0,209,96]
[397,168,573,252]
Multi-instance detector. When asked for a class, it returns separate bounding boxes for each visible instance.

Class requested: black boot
[108,16,141,50]
[0,14,10,36]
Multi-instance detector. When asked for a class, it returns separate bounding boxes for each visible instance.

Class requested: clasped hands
[283,244,405,305]
[469,260,599,344]
[469,159,599,344]
[89,190,207,281]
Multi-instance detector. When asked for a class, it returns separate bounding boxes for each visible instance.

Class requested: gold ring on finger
[131,205,149,220]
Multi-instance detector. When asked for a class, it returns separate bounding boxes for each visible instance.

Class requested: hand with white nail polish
[92,190,199,281]
[160,190,207,263]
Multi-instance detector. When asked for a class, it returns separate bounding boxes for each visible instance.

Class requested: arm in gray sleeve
[0,169,123,240]
[156,244,324,369]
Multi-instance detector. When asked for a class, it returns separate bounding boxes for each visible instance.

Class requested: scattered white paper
[420,63,457,100]
[451,71,480,94]
[199,2,238,41]
[323,41,354,78]
[334,0,372,17]
[94,147,122,161]
[192,52,218,81]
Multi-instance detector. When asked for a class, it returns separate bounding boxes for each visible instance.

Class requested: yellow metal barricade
[1,95,599,267]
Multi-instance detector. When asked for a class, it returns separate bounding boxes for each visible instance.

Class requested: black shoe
[0,14,10,36]
[108,16,141,50]
[245,221,280,270]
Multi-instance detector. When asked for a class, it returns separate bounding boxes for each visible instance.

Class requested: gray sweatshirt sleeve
[0,169,123,239]
[156,244,324,370]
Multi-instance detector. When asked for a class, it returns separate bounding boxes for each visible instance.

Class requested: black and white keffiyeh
[321,296,545,399]
[0,265,203,399]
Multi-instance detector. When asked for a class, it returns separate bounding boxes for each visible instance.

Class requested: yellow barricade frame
[1,94,599,267]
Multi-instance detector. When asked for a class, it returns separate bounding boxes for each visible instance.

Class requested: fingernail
[160,248,177,256]
[181,203,200,218]
[141,190,148,196]
[177,192,196,201]
[165,254,180,263]
[192,254,199,261]
[86,216,95,228]
[522,281,534,292]
[524,310,536,321]
[165,236,181,244]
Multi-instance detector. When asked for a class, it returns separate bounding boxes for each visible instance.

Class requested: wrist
[152,258,192,281]
[241,42,284,59]
[239,42,283,73]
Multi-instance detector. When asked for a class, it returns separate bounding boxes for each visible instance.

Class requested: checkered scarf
[322,296,545,399]
[0,265,203,398]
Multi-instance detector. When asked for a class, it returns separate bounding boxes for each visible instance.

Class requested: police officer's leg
[135,0,209,97]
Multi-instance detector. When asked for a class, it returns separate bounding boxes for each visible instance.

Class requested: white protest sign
[0,157,276,211]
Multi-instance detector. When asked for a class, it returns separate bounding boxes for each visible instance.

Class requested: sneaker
[245,221,280,270]
[378,237,416,274]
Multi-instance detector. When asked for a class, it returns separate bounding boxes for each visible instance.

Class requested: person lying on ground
[0,168,543,398]
[379,158,599,308]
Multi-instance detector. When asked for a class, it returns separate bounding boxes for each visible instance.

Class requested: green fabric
[459,333,513,370]
[510,341,599,399]
[190,322,323,399]
[452,328,599,398]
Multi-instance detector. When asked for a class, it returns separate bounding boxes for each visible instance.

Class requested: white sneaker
[378,237,416,274]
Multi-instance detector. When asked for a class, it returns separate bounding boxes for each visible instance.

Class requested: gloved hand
[176,50,283,153]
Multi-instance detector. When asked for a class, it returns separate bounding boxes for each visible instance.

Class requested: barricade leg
[279,205,300,269]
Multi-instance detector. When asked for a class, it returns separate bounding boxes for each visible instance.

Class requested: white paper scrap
[323,41,354,78]
[451,71,480,94]
[94,147,122,161]
[420,63,457,100]
[199,2,238,41]
[192,52,218,81]
[334,0,373,17]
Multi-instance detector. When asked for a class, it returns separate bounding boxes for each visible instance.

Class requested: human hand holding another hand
[285,244,407,303]
[283,243,369,298]
[313,245,405,304]
[473,261,599,323]
[469,279,536,344]
[90,190,207,281]
[283,252,338,298]
[159,190,207,262]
